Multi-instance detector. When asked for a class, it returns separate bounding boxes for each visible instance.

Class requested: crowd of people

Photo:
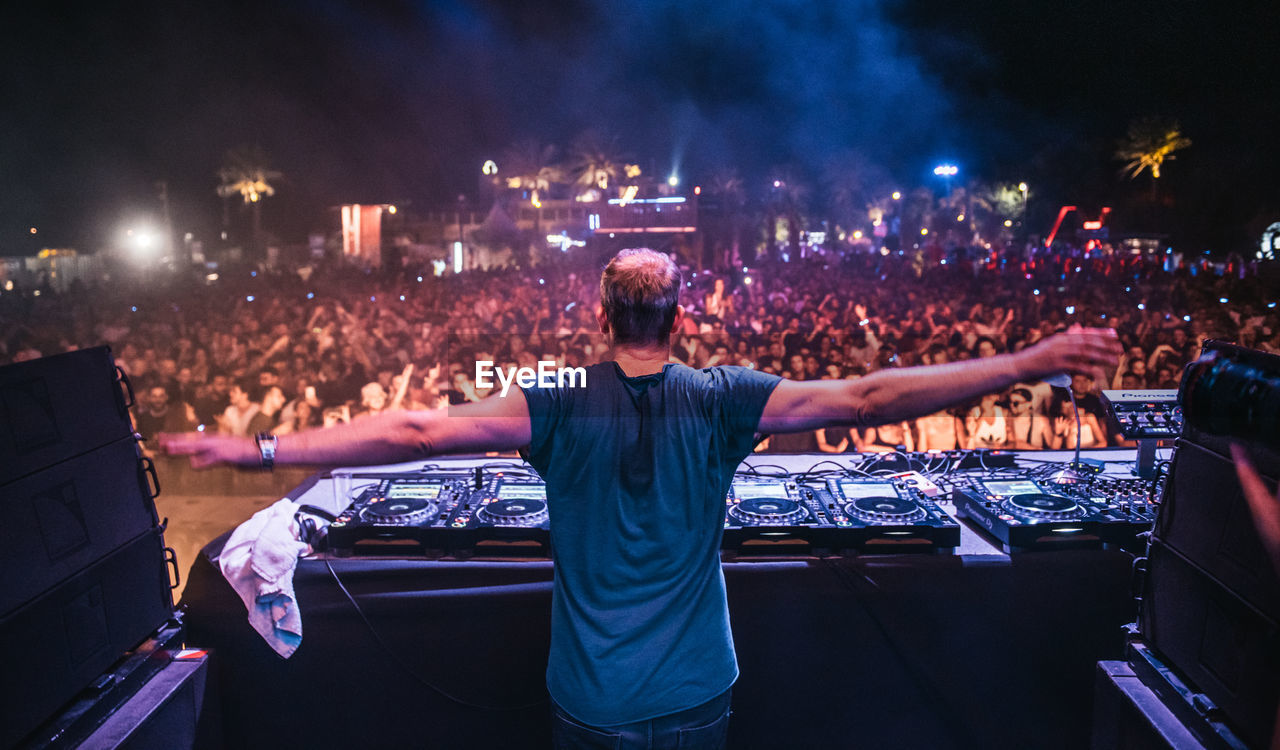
[2,243,1276,455]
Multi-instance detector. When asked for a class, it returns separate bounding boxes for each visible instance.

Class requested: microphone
[1044,373,1071,389]
[1046,373,1085,484]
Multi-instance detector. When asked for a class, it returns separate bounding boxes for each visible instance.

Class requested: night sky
[3,0,1277,253]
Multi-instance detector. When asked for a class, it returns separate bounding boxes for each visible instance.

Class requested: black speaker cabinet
[1,436,160,618]
[1141,540,1280,749]
[0,527,175,749]
[0,346,135,487]
[76,652,210,750]
[1092,660,1218,750]
[1155,437,1280,623]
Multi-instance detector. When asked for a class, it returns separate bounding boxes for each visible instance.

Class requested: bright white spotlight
[126,227,159,257]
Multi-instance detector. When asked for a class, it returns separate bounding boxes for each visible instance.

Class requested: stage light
[246,296,255,302]
[933,164,958,177]
[1138,303,1146,310]
[125,226,160,258]
[307,292,315,299]
[892,191,901,200]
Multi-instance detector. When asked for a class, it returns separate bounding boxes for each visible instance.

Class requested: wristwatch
[254,432,279,471]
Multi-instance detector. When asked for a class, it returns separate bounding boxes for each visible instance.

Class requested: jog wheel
[361,497,438,526]
[1002,493,1085,521]
[845,496,927,525]
[478,497,550,527]
[728,497,808,526]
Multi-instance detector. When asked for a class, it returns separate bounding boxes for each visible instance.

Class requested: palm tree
[902,187,937,241]
[767,168,810,260]
[217,145,282,257]
[984,183,1030,238]
[499,140,564,258]
[501,140,563,203]
[939,183,994,241]
[1115,118,1192,200]
[820,150,888,235]
[566,131,628,201]
[705,168,747,267]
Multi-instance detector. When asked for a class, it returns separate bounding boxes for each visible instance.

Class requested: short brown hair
[599,249,682,346]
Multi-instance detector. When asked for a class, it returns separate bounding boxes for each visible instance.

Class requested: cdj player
[328,472,552,555]
[952,476,1158,552]
[722,476,958,553]
[823,477,960,550]
[451,475,551,553]
[722,477,821,553]
[328,475,470,554]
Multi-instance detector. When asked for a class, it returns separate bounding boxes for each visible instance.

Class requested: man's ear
[670,304,685,335]
[596,305,609,335]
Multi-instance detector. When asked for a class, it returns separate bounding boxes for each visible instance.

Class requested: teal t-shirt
[521,362,781,726]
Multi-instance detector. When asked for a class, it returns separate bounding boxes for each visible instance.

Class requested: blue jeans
[551,688,732,750]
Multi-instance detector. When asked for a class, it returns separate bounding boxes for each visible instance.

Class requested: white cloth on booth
[218,498,311,658]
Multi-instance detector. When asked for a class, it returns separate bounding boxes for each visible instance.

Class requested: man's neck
[611,345,671,377]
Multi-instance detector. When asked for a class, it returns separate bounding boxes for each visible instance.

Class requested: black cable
[796,459,851,480]
[736,463,790,477]
[323,559,548,712]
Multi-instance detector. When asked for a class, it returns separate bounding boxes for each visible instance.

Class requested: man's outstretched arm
[758,327,1121,434]
[160,390,531,469]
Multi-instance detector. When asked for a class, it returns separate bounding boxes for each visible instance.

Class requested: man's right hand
[1016,325,1121,384]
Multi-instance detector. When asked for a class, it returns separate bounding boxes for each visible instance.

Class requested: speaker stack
[1095,341,1280,750]
[0,347,179,748]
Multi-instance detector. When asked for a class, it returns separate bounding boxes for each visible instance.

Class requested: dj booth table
[181,451,1154,749]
